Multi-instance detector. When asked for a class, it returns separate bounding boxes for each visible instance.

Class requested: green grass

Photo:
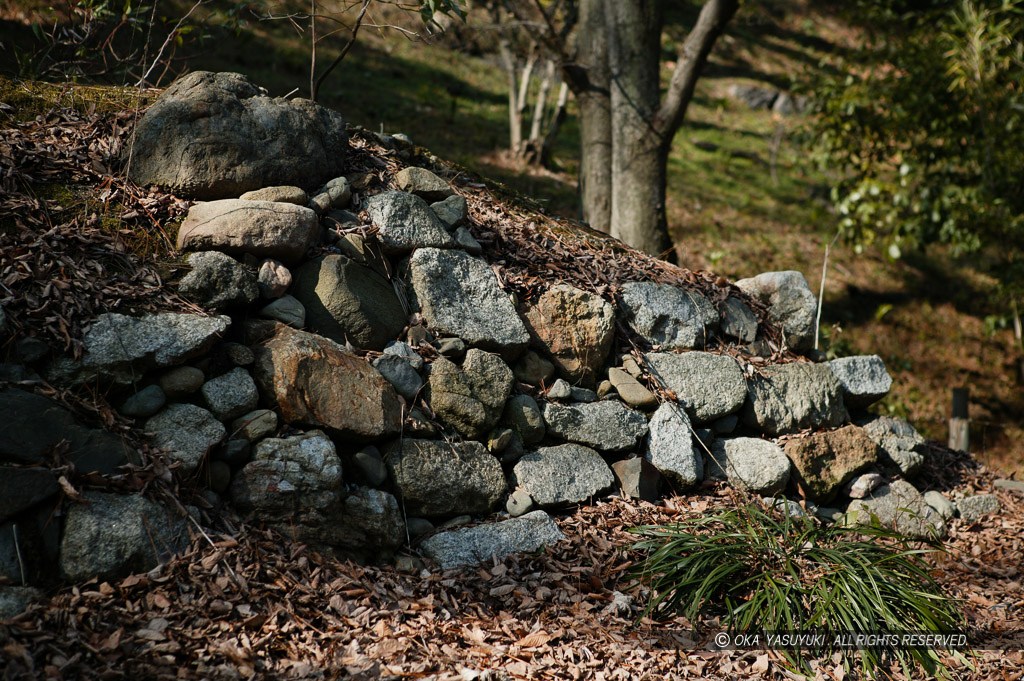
[630,504,972,679]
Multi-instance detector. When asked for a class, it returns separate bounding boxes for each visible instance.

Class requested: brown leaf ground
[1,463,1020,681]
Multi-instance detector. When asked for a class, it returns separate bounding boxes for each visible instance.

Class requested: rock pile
[0,72,996,601]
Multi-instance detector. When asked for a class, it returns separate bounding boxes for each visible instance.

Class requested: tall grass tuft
[630,503,971,678]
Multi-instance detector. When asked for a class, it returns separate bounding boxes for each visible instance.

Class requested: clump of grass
[630,503,970,679]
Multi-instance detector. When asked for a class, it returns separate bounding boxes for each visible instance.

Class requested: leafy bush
[808,0,1024,298]
[630,503,969,678]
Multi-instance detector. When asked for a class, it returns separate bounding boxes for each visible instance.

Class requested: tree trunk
[605,0,671,257]
[539,81,570,168]
[574,0,612,233]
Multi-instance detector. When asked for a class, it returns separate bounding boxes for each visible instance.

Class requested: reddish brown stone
[252,325,401,441]
[519,284,615,388]
[784,425,879,502]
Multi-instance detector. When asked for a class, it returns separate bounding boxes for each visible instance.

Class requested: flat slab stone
[743,362,848,435]
[618,282,718,350]
[366,191,456,254]
[511,444,614,507]
[708,437,790,495]
[828,355,892,408]
[83,313,230,384]
[177,199,320,265]
[407,248,529,358]
[644,351,747,424]
[957,494,1000,521]
[394,167,454,202]
[542,400,648,452]
[419,510,565,569]
[644,403,702,489]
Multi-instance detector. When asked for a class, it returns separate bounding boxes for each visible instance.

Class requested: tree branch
[656,0,738,137]
[312,0,370,101]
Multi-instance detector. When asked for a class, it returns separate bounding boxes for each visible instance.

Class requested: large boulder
[744,362,848,435]
[129,71,348,199]
[708,438,790,495]
[407,248,529,358]
[828,355,892,408]
[385,439,507,517]
[365,191,456,254]
[511,444,614,507]
[0,388,135,475]
[644,351,747,424]
[291,254,407,351]
[618,282,718,350]
[82,312,230,384]
[145,403,226,473]
[251,325,402,441]
[542,400,648,452]
[177,200,319,266]
[644,403,702,489]
[519,284,615,388]
[420,511,565,570]
[783,426,879,502]
[735,271,817,351]
[178,251,258,311]
[859,415,926,477]
[60,492,188,582]
[847,480,946,539]
[428,351,514,440]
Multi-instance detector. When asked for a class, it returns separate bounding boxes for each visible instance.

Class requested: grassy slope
[2,0,1020,474]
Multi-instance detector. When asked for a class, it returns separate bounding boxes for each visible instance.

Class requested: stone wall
[0,73,1000,599]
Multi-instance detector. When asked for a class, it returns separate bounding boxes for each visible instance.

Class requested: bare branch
[137,0,206,87]
[312,0,371,101]
[656,0,739,137]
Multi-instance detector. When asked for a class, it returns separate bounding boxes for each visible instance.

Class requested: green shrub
[630,503,970,678]
[808,0,1024,300]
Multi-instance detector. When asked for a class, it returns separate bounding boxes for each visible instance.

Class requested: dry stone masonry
[1,72,996,599]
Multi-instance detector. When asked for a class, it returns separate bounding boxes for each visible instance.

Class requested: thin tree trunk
[539,80,569,168]
[497,30,522,149]
[516,51,537,136]
[606,0,671,257]
[574,0,612,233]
[529,60,555,144]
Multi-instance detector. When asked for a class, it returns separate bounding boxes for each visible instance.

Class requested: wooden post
[948,387,970,453]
